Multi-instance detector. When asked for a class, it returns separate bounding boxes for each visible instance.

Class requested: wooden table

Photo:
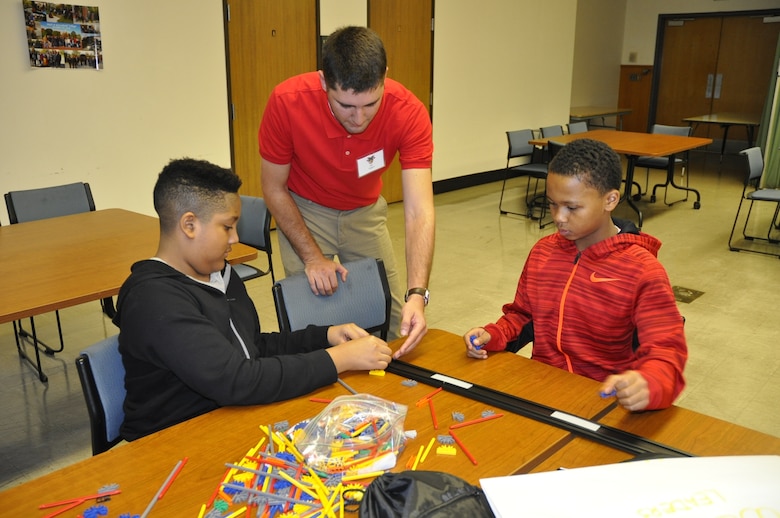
[3,329,779,516]
[529,403,780,473]
[683,112,761,159]
[0,208,258,381]
[530,129,712,228]
[570,106,633,131]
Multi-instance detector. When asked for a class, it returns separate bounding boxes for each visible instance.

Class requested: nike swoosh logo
[590,272,620,283]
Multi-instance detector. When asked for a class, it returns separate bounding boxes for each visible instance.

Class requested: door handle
[714,73,723,99]
[705,73,713,99]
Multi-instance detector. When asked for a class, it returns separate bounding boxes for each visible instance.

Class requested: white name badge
[357,150,386,178]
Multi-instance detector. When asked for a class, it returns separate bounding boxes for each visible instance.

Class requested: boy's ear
[605,189,620,211]
[180,212,198,238]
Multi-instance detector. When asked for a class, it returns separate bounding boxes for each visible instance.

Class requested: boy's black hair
[153,158,242,233]
[548,139,622,194]
[321,26,386,93]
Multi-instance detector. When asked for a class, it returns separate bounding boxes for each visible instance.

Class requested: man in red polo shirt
[259,26,434,358]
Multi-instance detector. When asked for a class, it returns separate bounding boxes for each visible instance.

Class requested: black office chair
[499,129,549,219]
[272,257,391,339]
[75,334,126,455]
[233,195,275,283]
[728,147,780,259]
[636,124,692,205]
[4,182,113,382]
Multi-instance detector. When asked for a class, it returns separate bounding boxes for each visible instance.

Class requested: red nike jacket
[484,226,687,410]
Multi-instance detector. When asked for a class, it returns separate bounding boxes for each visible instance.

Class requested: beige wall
[0,0,230,225]
[432,0,577,180]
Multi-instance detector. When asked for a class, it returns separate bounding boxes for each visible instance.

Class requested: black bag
[359,470,495,517]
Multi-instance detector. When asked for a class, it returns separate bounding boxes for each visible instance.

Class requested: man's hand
[304,257,348,296]
[600,370,650,411]
[393,297,428,359]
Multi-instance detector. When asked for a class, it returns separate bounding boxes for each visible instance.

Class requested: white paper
[480,455,780,518]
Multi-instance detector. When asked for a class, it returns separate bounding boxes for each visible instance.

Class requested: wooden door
[711,16,780,141]
[654,17,721,134]
[225,0,318,197]
[618,65,654,133]
[369,0,433,203]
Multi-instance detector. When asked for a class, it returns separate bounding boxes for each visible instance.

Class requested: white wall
[622,0,780,65]
[431,0,577,181]
[570,0,626,108]
[0,0,230,225]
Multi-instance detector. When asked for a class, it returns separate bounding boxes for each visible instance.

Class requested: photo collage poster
[23,1,102,69]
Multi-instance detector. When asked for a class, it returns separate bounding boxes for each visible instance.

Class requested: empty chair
[273,257,391,339]
[4,182,104,382]
[636,124,693,205]
[567,121,588,134]
[728,147,780,259]
[498,129,549,219]
[75,335,126,455]
[233,195,275,283]
[540,125,564,138]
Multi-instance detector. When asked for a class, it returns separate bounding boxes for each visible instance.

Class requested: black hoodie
[113,259,337,441]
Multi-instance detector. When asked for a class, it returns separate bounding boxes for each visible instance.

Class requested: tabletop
[530,129,712,157]
[0,208,258,324]
[683,112,761,126]
[569,106,632,119]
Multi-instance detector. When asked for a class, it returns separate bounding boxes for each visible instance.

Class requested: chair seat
[232,263,267,282]
[635,156,682,168]
[749,189,780,203]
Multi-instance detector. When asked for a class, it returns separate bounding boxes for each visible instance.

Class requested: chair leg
[13,318,49,382]
[498,171,533,218]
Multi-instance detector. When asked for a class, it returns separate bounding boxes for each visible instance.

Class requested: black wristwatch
[404,287,430,306]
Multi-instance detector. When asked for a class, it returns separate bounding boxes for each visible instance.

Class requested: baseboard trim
[433,169,504,195]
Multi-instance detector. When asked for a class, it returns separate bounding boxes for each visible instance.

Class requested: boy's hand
[600,370,650,411]
[327,323,369,345]
[327,335,392,372]
[463,328,489,359]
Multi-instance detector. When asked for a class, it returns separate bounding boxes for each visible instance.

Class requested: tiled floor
[2,149,779,492]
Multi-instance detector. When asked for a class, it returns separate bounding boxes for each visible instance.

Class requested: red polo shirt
[259,72,433,210]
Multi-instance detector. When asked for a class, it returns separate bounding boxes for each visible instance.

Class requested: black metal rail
[387,360,692,458]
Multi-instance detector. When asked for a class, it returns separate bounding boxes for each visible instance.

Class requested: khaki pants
[277,192,403,340]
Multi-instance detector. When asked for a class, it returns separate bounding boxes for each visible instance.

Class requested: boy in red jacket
[464,139,687,411]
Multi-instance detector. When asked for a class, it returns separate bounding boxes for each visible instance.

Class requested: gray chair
[728,147,780,259]
[567,121,588,134]
[4,182,109,382]
[540,125,564,138]
[636,124,693,205]
[272,257,391,339]
[498,129,549,219]
[234,195,275,283]
[75,335,126,455]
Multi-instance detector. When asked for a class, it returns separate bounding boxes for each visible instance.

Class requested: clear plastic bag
[293,394,408,475]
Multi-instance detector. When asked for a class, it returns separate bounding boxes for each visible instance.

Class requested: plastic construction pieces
[448,430,478,466]
[140,457,188,518]
[368,369,386,376]
[415,386,442,407]
[400,379,418,387]
[428,398,439,430]
[448,412,504,430]
[337,377,358,395]
[39,488,121,518]
[200,427,372,518]
[436,445,457,456]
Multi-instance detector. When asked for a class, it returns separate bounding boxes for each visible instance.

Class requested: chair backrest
[5,182,95,224]
[568,121,588,134]
[548,140,566,162]
[650,124,691,137]
[237,195,271,252]
[740,147,764,185]
[75,335,125,455]
[506,129,536,162]
[541,125,564,138]
[272,257,391,339]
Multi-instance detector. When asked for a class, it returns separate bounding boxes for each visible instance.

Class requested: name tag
[357,150,386,178]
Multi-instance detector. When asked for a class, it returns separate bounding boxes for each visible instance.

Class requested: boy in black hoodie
[113,158,392,441]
